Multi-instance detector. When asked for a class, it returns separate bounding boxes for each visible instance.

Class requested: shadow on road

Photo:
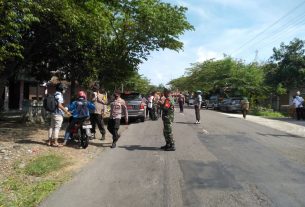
[257,132,304,138]
[119,145,160,151]
[174,121,196,125]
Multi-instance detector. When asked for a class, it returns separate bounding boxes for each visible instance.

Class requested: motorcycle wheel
[81,134,89,149]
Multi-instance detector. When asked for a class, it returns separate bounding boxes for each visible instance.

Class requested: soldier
[240,97,250,119]
[161,89,175,151]
[107,91,128,148]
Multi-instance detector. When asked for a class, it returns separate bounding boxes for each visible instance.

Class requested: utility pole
[254,50,258,62]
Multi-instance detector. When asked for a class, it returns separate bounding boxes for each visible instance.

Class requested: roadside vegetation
[0,153,69,207]
[170,39,305,111]
[250,106,286,118]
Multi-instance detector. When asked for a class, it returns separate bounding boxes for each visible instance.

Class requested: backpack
[43,94,58,112]
[75,100,89,118]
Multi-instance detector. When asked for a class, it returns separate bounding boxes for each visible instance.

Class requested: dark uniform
[161,92,175,151]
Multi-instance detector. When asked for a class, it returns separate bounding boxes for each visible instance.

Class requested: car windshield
[121,93,142,101]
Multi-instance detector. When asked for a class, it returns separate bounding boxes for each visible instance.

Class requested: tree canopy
[0,0,194,97]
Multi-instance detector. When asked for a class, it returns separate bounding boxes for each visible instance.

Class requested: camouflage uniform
[162,96,175,145]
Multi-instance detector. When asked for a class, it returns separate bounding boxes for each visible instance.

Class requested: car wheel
[140,116,145,122]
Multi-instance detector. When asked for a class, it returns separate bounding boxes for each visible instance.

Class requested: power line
[231,0,305,56]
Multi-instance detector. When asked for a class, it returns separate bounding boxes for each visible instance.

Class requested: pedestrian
[194,90,202,124]
[240,97,250,119]
[63,91,95,146]
[154,92,160,118]
[147,92,154,119]
[293,91,304,120]
[107,91,128,148]
[48,83,71,147]
[161,89,175,151]
[90,84,107,140]
[178,92,185,113]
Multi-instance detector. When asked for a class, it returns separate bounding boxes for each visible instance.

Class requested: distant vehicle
[218,98,231,112]
[206,95,220,110]
[188,97,195,105]
[201,99,207,108]
[219,97,244,112]
[121,93,146,122]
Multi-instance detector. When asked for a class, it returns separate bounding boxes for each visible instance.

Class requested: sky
[139,0,305,85]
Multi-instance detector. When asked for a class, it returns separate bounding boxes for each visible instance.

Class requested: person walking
[90,85,107,140]
[194,90,202,124]
[293,91,304,120]
[147,92,154,119]
[107,91,128,148]
[161,89,175,151]
[47,83,71,147]
[178,92,185,113]
[240,97,250,119]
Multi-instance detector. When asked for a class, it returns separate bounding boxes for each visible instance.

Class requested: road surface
[40,107,305,207]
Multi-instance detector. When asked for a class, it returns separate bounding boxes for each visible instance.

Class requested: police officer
[107,91,128,148]
[90,84,107,140]
[161,89,175,151]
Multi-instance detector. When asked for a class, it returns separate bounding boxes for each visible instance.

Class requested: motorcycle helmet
[78,91,87,99]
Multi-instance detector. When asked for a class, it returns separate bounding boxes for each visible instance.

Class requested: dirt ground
[0,120,119,181]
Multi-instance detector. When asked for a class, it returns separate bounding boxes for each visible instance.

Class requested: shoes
[101,134,106,140]
[161,143,170,149]
[197,121,200,124]
[111,142,116,148]
[62,140,68,146]
[90,133,95,140]
[195,121,198,124]
[165,144,176,151]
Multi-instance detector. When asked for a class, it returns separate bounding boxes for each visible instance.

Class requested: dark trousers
[296,108,304,120]
[179,101,184,112]
[107,118,120,142]
[195,105,200,121]
[90,113,106,135]
[242,109,248,119]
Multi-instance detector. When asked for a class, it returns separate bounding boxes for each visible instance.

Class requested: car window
[121,93,142,101]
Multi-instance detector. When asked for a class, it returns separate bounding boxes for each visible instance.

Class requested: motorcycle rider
[63,91,95,146]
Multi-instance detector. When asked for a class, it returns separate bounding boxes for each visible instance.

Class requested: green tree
[265,38,305,91]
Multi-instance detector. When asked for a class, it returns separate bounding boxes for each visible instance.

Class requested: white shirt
[293,96,304,108]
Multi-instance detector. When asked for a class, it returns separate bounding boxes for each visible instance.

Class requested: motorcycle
[69,117,92,149]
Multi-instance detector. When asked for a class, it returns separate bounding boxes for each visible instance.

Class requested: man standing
[178,92,185,113]
[194,90,202,124]
[107,91,128,148]
[90,85,107,140]
[293,91,304,120]
[161,89,175,151]
[48,83,71,147]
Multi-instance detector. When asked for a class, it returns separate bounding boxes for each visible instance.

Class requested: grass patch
[0,153,70,207]
[250,106,286,118]
[25,154,64,176]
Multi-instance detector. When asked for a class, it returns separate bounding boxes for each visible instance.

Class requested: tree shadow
[119,145,161,151]
[174,121,196,125]
[257,132,304,138]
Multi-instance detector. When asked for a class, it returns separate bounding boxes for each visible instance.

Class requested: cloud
[196,47,223,62]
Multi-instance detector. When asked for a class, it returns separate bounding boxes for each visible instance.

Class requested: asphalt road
[40,106,305,207]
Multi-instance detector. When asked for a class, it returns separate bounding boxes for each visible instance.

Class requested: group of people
[47,83,176,151]
[177,90,202,123]
[47,83,128,148]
